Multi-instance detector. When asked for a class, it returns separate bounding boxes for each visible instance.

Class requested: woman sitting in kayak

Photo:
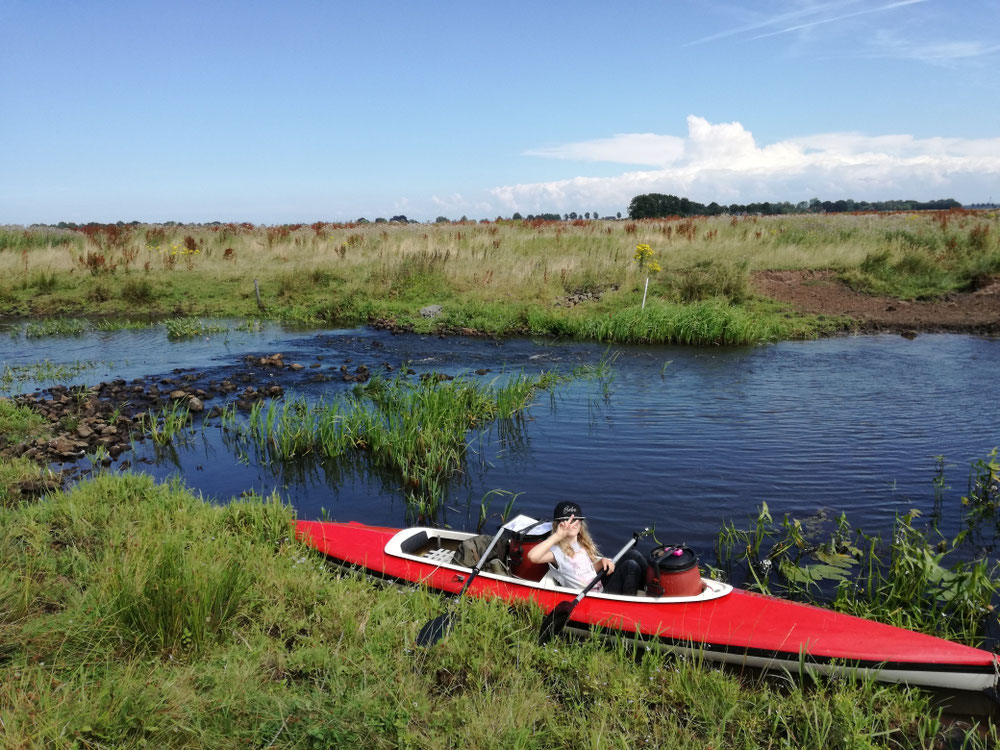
[527,501,647,595]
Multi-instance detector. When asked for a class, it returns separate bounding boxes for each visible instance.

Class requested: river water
[3,322,998,557]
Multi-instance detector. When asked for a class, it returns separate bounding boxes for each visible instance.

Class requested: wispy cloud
[867,30,1000,63]
[683,0,862,47]
[750,0,927,40]
[487,116,1000,213]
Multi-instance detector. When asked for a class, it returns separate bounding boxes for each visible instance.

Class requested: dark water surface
[3,323,999,556]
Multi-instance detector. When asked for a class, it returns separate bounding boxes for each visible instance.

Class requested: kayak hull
[296,520,999,692]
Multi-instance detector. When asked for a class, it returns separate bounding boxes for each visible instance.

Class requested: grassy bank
[2,469,994,748]
[6,211,996,344]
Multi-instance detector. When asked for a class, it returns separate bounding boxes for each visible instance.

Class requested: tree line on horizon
[627,194,963,219]
[26,195,988,230]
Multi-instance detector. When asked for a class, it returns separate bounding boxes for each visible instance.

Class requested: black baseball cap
[553,501,583,521]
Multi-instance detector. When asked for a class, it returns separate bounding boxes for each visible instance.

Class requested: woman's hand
[598,557,615,574]
[554,516,580,540]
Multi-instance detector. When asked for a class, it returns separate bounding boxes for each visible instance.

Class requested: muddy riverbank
[753,270,1000,334]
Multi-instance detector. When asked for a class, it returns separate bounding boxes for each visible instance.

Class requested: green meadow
[2,468,996,749]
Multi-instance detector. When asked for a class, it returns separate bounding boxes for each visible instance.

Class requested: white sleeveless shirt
[549,542,602,592]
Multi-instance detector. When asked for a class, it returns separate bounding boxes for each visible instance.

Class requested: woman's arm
[595,557,616,574]
[527,521,572,564]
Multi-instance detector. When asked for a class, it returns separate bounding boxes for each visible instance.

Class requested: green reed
[236,372,559,519]
[138,401,193,445]
[714,451,1000,645]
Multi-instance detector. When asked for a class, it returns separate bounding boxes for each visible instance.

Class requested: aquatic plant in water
[22,318,88,338]
[138,401,193,446]
[714,452,1000,645]
[231,372,566,520]
[0,359,107,393]
[163,318,230,340]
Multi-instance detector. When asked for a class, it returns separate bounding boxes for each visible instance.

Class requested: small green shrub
[121,278,155,304]
[88,282,112,303]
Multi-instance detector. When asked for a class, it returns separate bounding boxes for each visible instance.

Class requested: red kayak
[295,519,999,692]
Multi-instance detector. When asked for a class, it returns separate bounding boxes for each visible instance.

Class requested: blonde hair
[558,520,601,562]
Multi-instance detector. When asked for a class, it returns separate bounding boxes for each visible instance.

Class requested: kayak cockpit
[385,526,733,604]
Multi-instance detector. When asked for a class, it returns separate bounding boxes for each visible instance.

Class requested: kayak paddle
[416,523,508,647]
[537,528,650,646]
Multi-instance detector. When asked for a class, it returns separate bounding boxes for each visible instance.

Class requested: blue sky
[2,0,998,223]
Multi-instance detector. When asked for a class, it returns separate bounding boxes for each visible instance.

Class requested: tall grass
[568,299,782,345]
[111,535,251,654]
[9,317,155,340]
[1,468,992,748]
[0,226,79,251]
[3,211,995,342]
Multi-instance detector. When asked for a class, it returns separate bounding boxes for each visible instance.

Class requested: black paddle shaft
[538,528,650,645]
[416,524,507,647]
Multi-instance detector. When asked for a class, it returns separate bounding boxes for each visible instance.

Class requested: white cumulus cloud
[488,116,1000,213]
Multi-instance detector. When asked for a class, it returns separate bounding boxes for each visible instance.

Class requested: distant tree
[584,212,590,219]
[390,214,408,223]
[616,212,621,219]
[629,193,705,219]
[374,217,387,223]
[512,212,523,220]
[356,217,369,223]
[435,216,449,223]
